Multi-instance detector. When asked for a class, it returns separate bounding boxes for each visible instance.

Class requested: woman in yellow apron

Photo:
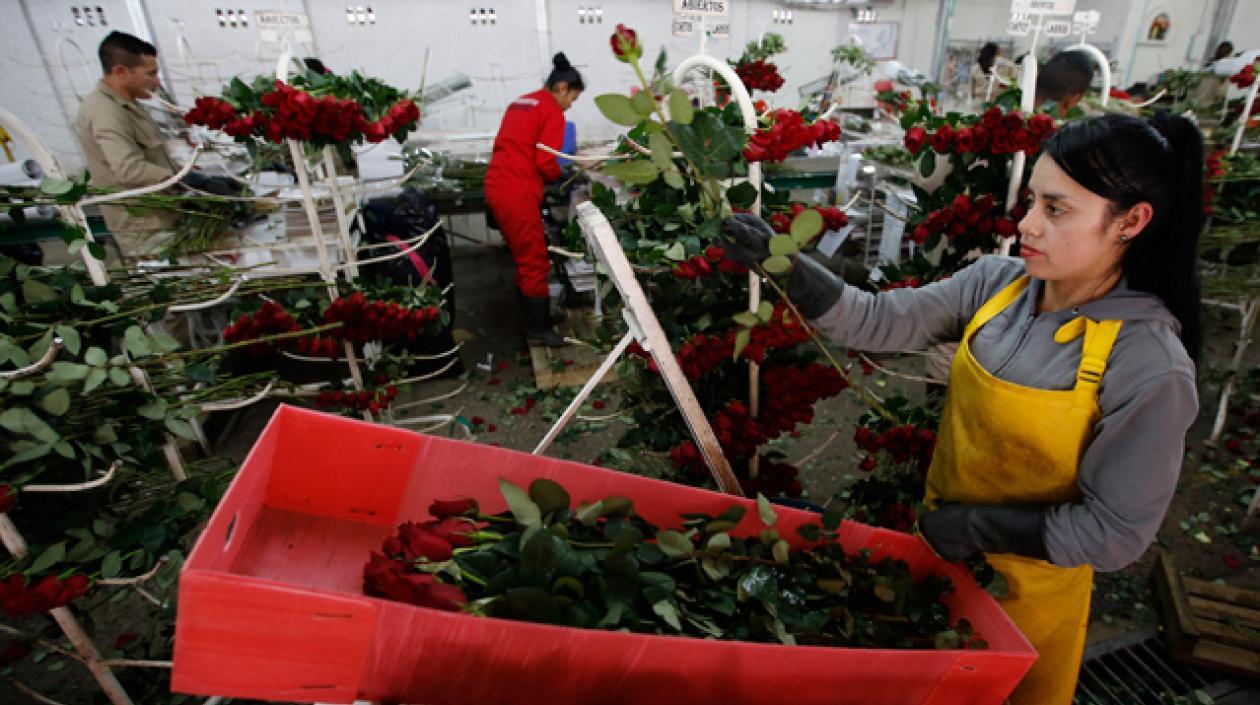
[719,112,1202,704]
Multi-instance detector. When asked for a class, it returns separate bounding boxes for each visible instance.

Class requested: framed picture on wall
[1141,12,1171,45]
[848,22,899,60]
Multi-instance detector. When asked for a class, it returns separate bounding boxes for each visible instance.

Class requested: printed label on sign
[1010,0,1076,15]
[255,12,309,27]
[1044,19,1072,37]
[710,21,731,38]
[1072,9,1100,33]
[1007,16,1032,36]
[673,0,730,17]
[672,15,697,37]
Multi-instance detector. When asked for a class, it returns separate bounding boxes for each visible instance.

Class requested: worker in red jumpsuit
[484,53,584,347]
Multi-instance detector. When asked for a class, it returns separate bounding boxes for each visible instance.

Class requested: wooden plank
[1189,595,1260,631]
[1186,576,1260,610]
[1151,550,1200,653]
[1185,639,1260,680]
[528,308,618,390]
[1192,615,1260,652]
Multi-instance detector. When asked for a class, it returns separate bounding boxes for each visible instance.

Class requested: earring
[1119,234,1130,243]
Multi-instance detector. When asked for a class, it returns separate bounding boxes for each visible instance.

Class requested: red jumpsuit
[484,88,566,298]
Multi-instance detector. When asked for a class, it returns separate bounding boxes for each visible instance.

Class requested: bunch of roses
[629,302,811,380]
[184,96,239,131]
[1230,63,1257,89]
[875,86,915,115]
[744,110,841,163]
[734,59,785,93]
[293,335,341,358]
[323,291,442,343]
[672,244,748,280]
[908,193,1021,245]
[904,108,1056,157]
[769,203,848,234]
[0,573,91,617]
[223,301,301,356]
[315,384,399,417]
[854,422,937,476]
[362,498,480,612]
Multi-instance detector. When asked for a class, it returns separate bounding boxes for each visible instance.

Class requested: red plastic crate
[173,405,1035,704]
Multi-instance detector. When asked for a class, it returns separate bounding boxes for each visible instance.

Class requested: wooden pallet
[528,307,617,390]
[1151,550,1260,680]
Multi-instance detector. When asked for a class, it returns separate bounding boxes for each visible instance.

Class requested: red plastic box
[173,405,1035,704]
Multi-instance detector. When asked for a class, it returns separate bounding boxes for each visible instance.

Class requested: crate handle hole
[223,512,237,550]
[959,665,976,672]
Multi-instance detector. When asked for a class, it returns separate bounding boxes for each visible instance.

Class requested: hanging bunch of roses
[744,109,842,163]
[903,107,1056,158]
[735,60,786,93]
[1230,62,1257,89]
[185,70,421,147]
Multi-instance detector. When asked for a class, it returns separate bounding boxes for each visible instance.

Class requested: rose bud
[429,498,479,519]
[610,24,641,63]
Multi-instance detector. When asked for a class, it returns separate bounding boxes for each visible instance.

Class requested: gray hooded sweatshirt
[812,255,1198,572]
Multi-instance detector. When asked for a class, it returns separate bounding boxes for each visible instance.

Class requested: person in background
[1034,50,1096,117]
[719,111,1203,704]
[970,42,1016,103]
[1209,41,1235,67]
[75,31,231,261]
[484,53,584,347]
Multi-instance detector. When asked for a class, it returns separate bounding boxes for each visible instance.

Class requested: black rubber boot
[522,296,567,347]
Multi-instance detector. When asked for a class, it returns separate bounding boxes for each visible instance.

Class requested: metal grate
[1076,628,1248,704]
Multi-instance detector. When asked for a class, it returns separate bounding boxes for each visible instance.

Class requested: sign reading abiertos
[673,0,730,17]
[1009,0,1076,15]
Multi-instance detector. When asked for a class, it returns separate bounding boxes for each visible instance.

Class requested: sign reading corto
[673,0,730,17]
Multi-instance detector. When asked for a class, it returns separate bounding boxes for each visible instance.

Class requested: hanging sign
[1010,0,1076,15]
[1044,19,1073,37]
[709,20,731,38]
[255,11,308,27]
[1007,15,1033,36]
[673,0,730,17]
[1072,10,1101,34]
[672,14,698,37]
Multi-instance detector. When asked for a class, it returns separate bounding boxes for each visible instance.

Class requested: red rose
[424,517,478,548]
[982,107,1002,129]
[1009,129,1031,153]
[930,125,953,154]
[990,128,1011,154]
[994,217,1017,237]
[974,193,995,214]
[1001,110,1024,131]
[429,498,478,519]
[0,485,15,514]
[393,522,454,562]
[950,193,972,218]
[910,224,931,244]
[947,222,967,240]
[705,244,724,261]
[971,126,990,153]
[416,581,467,612]
[976,216,994,235]
[953,127,975,154]
[1027,113,1056,137]
[610,24,641,62]
[904,126,928,154]
[363,121,388,143]
[859,456,877,472]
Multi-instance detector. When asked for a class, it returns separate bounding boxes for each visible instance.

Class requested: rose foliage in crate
[572,27,854,497]
[364,477,987,650]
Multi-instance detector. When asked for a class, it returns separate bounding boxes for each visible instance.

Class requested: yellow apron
[924,276,1121,705]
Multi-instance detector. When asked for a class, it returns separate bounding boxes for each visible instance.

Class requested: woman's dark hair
[977,43,1000,75]
[1042,112,1205,360]
[546,53,585,91]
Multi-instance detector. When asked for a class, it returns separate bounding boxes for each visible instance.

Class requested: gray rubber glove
[918,504,1050,563]
[718,214,845,320]
[181,172,238,196]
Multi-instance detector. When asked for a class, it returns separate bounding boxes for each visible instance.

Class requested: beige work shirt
[75,81,179,255]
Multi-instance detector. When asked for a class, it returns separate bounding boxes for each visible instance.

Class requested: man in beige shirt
[75,31,179,259]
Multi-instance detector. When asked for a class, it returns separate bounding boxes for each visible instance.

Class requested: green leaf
[101,551,122,579]
[165,417,198,441]
[790,209,824,246]
[48,362,90,383]
[84,347,107,366]
[53,440,74,458]
[529,478,570,514]
[732,311,759,327]
[652,599,682,630]
[83,368,107,394]
[40,176,75,196]
[0,407,28,433]
[768,234,799,257]
[761,254,792,275]
[663,169,685,189]
[648,132,673,170]
[919,150,936,178]
[177,492,206,512]
[662,241,687,262]
[594,93,642,127]
[575,500,604,527]
[108,367,131,387]
[54,326,80,356]
[137,400,168,420]
[668,88,694,125]
[757,301,774,322]
[22,279,57,305]
[656,530,693,558]
[757,494,778,527]
[500,478,541,527]
[726,181,759,209]
[602,160,660,185]
[772,539,791,564]
[41,388,71,416]
[631,90,656,116]
[123,326,150,358]
[30,541,66,573]
[705,532,731,552]
[732,328,752,360]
